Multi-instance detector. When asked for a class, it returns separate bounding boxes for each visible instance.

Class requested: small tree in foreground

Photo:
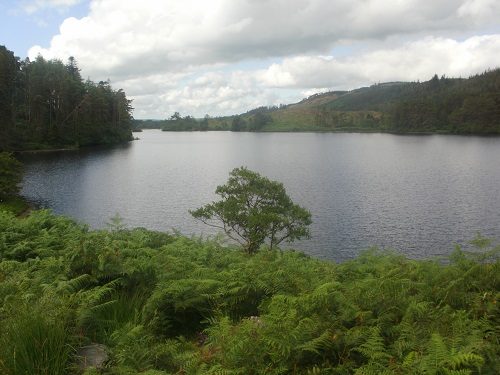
[190,167,312,254]
[0,152,23,199]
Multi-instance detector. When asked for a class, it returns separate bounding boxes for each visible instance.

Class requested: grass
[0,306,74,375]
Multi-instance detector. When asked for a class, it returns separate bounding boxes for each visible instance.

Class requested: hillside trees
[204,69,498,133]
[248,111,272,131]
[190,167,312,254]
[321,69,500,133]
[161,112,200,131]
[231,115,246,131]
[200,114,210,131]
[0,46,133,151]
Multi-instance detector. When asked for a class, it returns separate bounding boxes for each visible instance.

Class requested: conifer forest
[0,46,133,151]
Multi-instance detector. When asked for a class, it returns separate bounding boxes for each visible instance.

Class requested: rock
[76,343,108,371]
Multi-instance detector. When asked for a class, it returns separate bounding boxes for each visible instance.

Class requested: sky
[1,0,499,119]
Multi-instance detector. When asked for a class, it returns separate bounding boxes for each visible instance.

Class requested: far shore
[13,147,79,154]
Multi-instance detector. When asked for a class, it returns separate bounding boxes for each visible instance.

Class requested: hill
[207,68,499,134]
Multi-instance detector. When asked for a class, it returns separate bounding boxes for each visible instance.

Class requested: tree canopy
[320,69,500,133]
[206,69,500,133]
[161,112,197,131]
[190,167,312,253]
[0,46,134,151]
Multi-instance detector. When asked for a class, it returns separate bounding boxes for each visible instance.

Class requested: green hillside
[208,68,499,134]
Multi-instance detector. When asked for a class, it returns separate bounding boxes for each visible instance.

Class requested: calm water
[18,130,500,262]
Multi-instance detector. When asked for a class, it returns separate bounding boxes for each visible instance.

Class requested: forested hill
[317,68,499,133]
[0,45,134,151]
[209,68,499,134]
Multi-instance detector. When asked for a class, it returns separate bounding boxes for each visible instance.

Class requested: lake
[18,130,500,262]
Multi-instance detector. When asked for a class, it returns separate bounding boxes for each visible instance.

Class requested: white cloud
[32,0,500,74]
[26,0,500,118]
[258,34,500,90]
[130,69,280,119]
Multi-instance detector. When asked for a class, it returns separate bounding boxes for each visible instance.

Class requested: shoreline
[13,147,79,154]
[16,201,39,218]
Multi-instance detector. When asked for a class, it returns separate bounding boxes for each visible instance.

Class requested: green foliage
[190,167,312,254]
[0,304,75,375]
[108,323,154,371]
[322,69,500,134]
[0,152,23,198]
[211,69,500,134]
[132,119,164,130]
[0,46,18,150]
[248,112,273,131]
[0,209,86,261]
[0,46,133,151]
[0,211,499,373]
[231,115,246,132]
[106,212,127,231]
[0,195,29,215]
[162,112,201,131]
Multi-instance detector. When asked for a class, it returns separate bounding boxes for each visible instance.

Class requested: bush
[0,152,23,198]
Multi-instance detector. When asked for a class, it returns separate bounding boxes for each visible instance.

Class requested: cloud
[31,0,500,75]
[258,34,500,90]
[129,69,280,119]
[27,0,500,118]
[457,0,500,23]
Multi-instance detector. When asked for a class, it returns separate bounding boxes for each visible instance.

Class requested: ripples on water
[19,131,500,262]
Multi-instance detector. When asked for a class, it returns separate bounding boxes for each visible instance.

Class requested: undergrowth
[0,210,498,374]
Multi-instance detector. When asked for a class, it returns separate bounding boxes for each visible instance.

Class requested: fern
[55,273,94,295]
[296,329,333,355]
[2,212,500,373]
[108,323,154,371]
[352,327,391,361]
[74,278,126,339]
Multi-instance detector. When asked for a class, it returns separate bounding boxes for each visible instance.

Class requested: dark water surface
[18,130,500,262]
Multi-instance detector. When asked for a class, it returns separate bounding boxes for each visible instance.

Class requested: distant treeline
[125,68,500,135]
[319,69,500,133]
[133,113,211,132]
[161,112,209,131]
[205,69,500,134]
[132,119,163,130]
[0,45,134,151]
